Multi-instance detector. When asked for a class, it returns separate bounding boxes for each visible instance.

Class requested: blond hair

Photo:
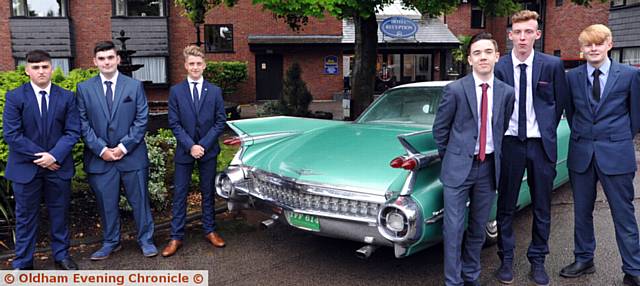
[511,10,539,25]
[183,45,204,60]
[578,24,612,46]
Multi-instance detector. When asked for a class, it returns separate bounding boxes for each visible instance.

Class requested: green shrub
[256,100,284,117]
[280,62,312,117]
[203,61,248,99]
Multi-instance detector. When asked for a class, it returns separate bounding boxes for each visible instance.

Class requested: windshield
[357,86,443,128]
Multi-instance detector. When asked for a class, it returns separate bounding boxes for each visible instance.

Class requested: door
[255,54,283,100]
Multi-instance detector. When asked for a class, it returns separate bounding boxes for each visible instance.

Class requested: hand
[33,152,56,168]
[46,163,61,171]
[111,147,125,161]
[101,149,117,161]
[190,145,205,159]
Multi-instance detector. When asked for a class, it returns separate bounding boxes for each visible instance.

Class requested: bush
[280,62,312,117]
[203,61,248,100]
[256,100,284,117]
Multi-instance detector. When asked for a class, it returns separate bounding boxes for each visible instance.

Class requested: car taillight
[223,137,242,146]
[389,156,418,170]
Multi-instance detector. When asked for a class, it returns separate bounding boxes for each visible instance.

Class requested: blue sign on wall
[324,55,339,75]
[380,16,418,38]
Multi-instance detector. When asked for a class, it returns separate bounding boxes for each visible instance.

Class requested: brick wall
[69,0,113,69]
[544,1,609,59]
[284,48,343,101]
[0,1,14,71]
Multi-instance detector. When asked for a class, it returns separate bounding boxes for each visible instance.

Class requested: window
[612,0,625,7]
[470,5,485,28]
[131,57,167,84]
[611,49,621,63]
[12,0,66,17]
[555,0,563,6]
[17,58,70,75]
[621,47,640,66]
[205,24,234,53]
[114,0,165,16]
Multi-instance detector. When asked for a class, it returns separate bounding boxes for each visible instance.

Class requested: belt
[474,153,494,161]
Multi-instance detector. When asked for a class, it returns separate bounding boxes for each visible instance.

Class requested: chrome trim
[425,208,444,224]
[377,196,422,245]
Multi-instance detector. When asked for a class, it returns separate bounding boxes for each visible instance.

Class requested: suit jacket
[494,51,568,162]
[76,74,149,174]
[168,80,226,164]
[3,83,80,183]
[433,74,515,188]
[565,60,640,175]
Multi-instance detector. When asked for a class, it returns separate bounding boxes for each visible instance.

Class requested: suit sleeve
[77,83,108,156]
[198,86,227,150]
[118,81,148,152]
[168,86,196,150]
[2,90,45,159]
[630,69,640,135]
[48,92,80,162]
[553,58,569,124]
[432,84,457,158]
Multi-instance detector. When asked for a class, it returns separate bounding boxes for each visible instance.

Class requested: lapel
[577,64,594,116]
[492,80,504,127]
[462,74,478,125]
[110,74,126,120]
[46,85,60,132]
[91,76,110,120]
[198,80,210,114]
[596,60,620,114]
[24,84,44,133]
[531,52,543,98]
[498,56,515,87]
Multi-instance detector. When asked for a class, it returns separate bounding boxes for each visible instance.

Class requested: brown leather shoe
[161,240,182,257]
[205,232,226,248]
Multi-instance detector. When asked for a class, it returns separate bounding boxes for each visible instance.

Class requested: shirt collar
[472,72,494,88]
[100,71,119,85]
[30,81,51,96]
[586,57,611,77]
[511,49,534,67]
[188,77,204,85]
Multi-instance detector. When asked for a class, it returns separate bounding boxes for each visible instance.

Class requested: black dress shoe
[13,265,34,270]
[55,258,79,270]
[559,260,595,278]
[624,274,640,286]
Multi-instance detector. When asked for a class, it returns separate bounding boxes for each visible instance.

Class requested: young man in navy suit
[161,45,227,257]
[76,41,157,260]
[493,10,568,286]
[560,24,640,286]
[3,50,80,270]
[433,33,514,286]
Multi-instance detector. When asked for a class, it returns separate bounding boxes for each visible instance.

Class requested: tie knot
[192,82,198,87]
[480,83,489,90]
[592,69,601,77]
[39,90,47,96]
[518,63,527,71]
[104,81,112,87]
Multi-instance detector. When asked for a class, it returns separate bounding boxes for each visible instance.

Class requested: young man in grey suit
[433,32,515,286]
[76,41,157,260]
[560,24,640,286]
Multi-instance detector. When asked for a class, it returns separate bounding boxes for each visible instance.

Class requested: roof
[342,17,459,45]
[247,35,342,45]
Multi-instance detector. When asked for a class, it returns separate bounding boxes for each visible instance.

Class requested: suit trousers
[570,156,640,276]
[170,158,218,240]
[88,167,155,247]
[497,136,556,265]
[12,170,71,268]
[443,156,496,286]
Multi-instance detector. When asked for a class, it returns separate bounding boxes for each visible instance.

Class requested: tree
[252,0,606,118]
[280,63,313,117]
[174,0,239,45]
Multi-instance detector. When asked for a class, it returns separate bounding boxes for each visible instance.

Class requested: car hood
[241,123,424,196]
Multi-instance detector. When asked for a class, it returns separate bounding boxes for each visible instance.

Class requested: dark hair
[25,50,51,63]
[467,32,498,55]
[93,41,117,55]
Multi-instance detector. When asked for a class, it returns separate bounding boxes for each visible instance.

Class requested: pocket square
[123,96,133,102]
[537,81,550,86]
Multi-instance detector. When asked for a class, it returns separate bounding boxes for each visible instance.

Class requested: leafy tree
[252,0,607,118]
[174,0,239,45]
[451,35,472,77]
[280,63,313,117]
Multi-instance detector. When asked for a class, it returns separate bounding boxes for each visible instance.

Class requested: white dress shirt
[98,71,127,156]
[505,50,541,138]
[472,73,494,155]
[30,81,51,116]
[188,76,204,101]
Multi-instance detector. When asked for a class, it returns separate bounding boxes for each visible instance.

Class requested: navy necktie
[592,69,601,102]
[40,90,48,146]
[192,82,200,111]
[105,80,113,114]
[518,63,527,141]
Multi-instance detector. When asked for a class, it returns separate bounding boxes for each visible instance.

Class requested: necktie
[592,69,601,102]
[192,82,200,111]
[479,83,489,162]
[40,90,48,145]
[105,81,113,114]
[518,63,527,141]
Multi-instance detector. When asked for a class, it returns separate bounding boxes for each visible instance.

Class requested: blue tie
[192,82,200,112]
[40,90,48,146]
[105,80,113,114]
[518,63,527,141]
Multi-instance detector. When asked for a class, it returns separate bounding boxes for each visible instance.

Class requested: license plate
[286,212,320,232]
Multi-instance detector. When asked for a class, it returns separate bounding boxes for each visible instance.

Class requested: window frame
[112,0,167,18]
[204,24,235,53]
[11,0,68,18]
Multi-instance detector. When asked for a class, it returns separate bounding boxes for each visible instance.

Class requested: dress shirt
[586,57,611,107]
[98,72,127,156]
[188,76,204,102]
[473,72,494,155]
[30,81,51,116]
[505,50,541,138]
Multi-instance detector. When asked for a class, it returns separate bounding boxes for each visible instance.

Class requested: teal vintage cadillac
[215,81,570,258]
